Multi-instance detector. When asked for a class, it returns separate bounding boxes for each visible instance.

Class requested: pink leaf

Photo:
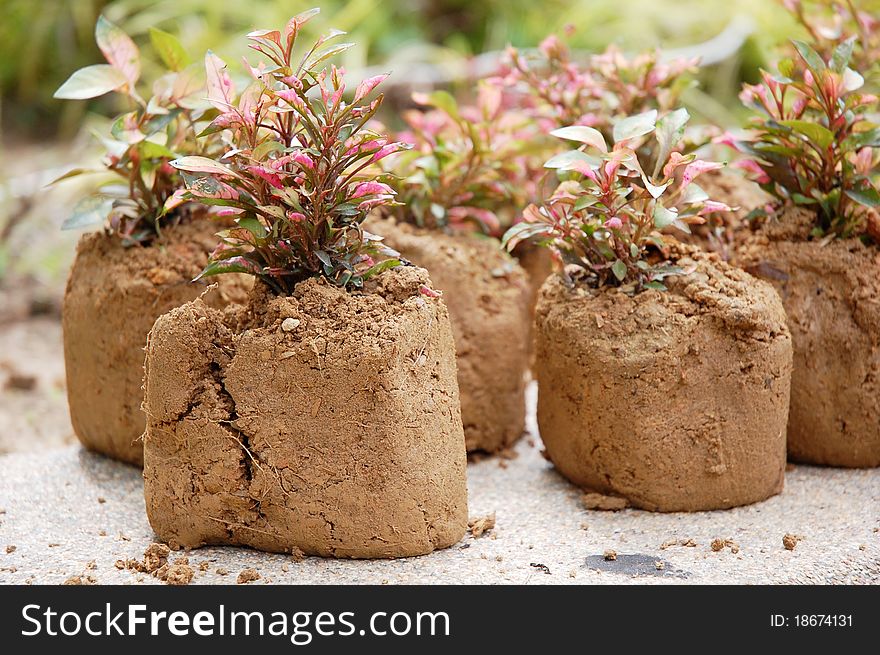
[205,51,236,112]
[698,200,732,215]
[354,74,388,102]
[95,16,140,88]
[681,160,723,186]
[163,188,189,212]
[293,152,315,170]
[351,181,394,198]
[248,166,284,189]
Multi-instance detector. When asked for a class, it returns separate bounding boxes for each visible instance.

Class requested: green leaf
[149,27,190,71]
[792,40,826,73]
[574,195,598,211]
[550,126,607,151]
[643,280,667,291]
[848,127,880,148]
[253,140,285,162]
[845,187,880,207]
[362,258,401,280]
[830,37,856,74]
[306,42,355,68]
[423,90,459,120]
[138,140,178,159]
[62,195,112,230]
[681,183,708,205]
[54,64,127,99]
[612,109,657,143]
[544,150,600,170]
[237,216,268,238]
[196,258,258,280]
[46,168,99,186]
[779,120,834,149]
[653,202,678,228]
[611,259,627,281]
[501,221,554,250]
[777,58,795,78]
[111,112,145,144]
[653,108,689,177]
[95,16,140,87]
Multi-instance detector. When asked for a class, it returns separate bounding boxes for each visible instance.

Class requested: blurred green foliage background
[1,0,806,141]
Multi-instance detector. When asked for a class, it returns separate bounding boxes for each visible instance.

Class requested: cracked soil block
[740,209,880,467]
[534,247,792,511]
[143,266,468,558]
[367,216,530,453]
[63,218,250,466]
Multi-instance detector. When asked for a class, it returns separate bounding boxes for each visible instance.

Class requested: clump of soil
[366,217,530,453]
[143,266,468,558]
[3,369,36,392]
[468,513,496,538]
[142,543,170,572]
[783,534,804,550]
[661,539,698,549]
[237,569,260,584]
[740,209,880,467]
[603,550,617,561]
[582,492,629,511]
[710,538,740,554]
[158,563,194,585]
[5,545,15,554]
[63,218,251,466]
[64,575,96,585]
[535,245,792,511]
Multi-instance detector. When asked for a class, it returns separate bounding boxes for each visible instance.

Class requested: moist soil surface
[143,266,468,558]
[534,246,792,511]
[739,209,880,467]
[62,218,250,466]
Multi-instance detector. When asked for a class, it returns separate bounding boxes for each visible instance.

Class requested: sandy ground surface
[1,381,877,585]
[0,318,75,454]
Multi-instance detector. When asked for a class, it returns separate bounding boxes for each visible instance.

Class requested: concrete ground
[1,385,877,585]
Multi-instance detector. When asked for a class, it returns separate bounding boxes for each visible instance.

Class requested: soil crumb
[711,538,740,553]
[161,563,194,586]
[143,543,171,572]
[783,534,804,550]
[4,371,37,391]
[582,492,629,511]
[63,574,96,585]
[468,513,496,538]
[660,538,698,549]
[603,550,618,561]
[5,545,15,554]
[237,569,261,584]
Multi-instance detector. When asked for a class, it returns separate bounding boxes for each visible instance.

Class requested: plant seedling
[725,38,880,240]
[170,9,411,293]
[503,108,731,291]
[54,17,217,245]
